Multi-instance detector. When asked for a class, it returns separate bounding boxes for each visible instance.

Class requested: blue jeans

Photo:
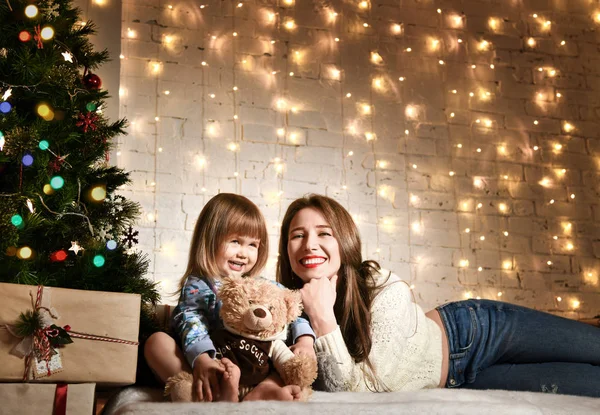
[436,299,600,397]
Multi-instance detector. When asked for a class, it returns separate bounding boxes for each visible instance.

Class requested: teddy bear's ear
[219,275,246,302]
[284,289,303,322]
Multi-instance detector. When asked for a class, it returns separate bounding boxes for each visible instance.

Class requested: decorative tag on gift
[33,350,63,379]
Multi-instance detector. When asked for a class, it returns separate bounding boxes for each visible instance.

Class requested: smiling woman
[277,194,600,397]
[287,207,341,283]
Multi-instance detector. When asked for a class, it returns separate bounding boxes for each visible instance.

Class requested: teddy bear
[165,275,318,402]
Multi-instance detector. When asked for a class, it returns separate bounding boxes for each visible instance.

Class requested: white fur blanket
[101,387,600,415]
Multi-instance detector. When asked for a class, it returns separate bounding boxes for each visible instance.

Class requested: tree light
[25,5,38,17]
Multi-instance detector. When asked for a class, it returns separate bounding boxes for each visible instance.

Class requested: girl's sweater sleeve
[313,277,417,391]
[171,276,219,368]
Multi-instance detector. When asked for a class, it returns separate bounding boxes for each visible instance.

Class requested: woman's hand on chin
[300,275,338,337]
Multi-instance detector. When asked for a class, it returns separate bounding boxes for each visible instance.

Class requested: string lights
[111,0,600,310]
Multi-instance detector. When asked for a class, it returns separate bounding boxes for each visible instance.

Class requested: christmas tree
[0,0,159,341]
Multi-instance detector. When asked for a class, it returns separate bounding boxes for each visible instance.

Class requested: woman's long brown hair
[277,194,381,373]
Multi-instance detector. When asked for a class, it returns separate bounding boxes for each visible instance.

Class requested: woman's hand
[300,275,338,337]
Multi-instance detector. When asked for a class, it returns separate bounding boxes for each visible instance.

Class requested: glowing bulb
[547,260,553,265]
[370,52,383,64]
[465,228,470,233]
[284,19,295,30]
[503,231,509,236]
[449,171,455,176]
[17,247,33,260]
[566,243,574,250]
[499,203,507,212]
[40,27,54,40]
[90,186,107,201]
[359,0,368,8]
[563,122,574,132]
[392,24,402,34]
[527,38,536,47]
[25,5,38,17]
[480,236,485,241]
[503,261,512,270]
[459,259,469,267]
[554,144,563,150]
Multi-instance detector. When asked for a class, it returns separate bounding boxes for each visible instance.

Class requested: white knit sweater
[314,271,443,392]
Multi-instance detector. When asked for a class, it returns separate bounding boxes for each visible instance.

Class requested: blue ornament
[22,154,34,166]
[0,102,11,114]
[106,240,117,250]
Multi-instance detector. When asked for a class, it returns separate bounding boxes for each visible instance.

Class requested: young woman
[277,194,600,397]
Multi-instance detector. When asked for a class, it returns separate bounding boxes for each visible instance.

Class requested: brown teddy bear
[165,276,317,402]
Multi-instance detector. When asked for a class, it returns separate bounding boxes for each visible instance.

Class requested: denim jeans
[436,299,600,397]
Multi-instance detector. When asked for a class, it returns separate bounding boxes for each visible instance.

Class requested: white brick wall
[118,0,600,317]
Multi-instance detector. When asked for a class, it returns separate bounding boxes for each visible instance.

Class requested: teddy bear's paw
[281,354,318,388]
[299,386,314,402]
[164,371,194,402]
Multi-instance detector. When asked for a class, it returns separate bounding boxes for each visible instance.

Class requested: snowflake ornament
[44,1,60,19]
[76,112,99,133]
[122,226,139,248]
[95,224,114,242]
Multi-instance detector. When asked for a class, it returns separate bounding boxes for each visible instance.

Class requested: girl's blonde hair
[277,194,383,387]
[179,193,268,291]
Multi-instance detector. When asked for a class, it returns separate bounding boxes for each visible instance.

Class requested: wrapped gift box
[0,383,96,415]
[0,283,140,386]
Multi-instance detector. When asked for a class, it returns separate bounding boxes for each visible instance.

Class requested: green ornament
[39,140,49,150]
[93,254,105,267]
[85,102,97,112]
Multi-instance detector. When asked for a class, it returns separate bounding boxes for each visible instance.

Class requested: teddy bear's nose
[253,308,267,318]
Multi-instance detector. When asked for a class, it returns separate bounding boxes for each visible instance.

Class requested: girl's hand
[300,275,338,337]
[290,335,316,360]
[192,353,225,402]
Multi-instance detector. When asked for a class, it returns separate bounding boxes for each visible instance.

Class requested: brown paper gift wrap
[0,383,96,415]
[0,283,140,386]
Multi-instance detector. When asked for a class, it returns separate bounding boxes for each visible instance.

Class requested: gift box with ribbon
[0,383,96,415]
[0,283,140,386]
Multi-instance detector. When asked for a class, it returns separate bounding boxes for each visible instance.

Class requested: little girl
[144,193,315,402]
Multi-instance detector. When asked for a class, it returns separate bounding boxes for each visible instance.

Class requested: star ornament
[1,88,11,101]
[61,52,73,62]
[69,241,84,255]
